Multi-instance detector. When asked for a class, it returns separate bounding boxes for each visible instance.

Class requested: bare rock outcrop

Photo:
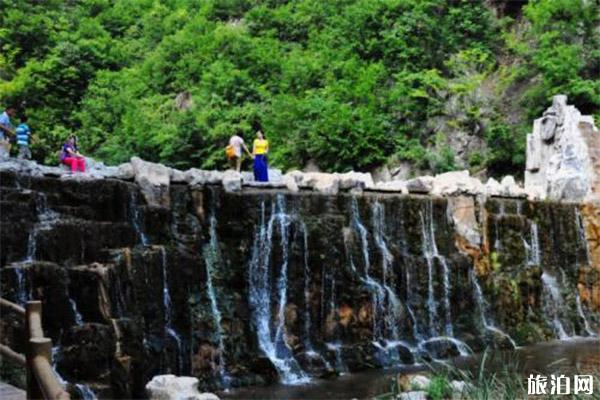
[525,95,599,202]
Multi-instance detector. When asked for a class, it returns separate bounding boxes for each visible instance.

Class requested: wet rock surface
[0,169,598,399]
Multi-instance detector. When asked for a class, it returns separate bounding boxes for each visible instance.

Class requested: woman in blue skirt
[252,130,269,182]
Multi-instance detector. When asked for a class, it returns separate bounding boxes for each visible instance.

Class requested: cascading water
[129,191,149,246]
[575,293,596,337]
[70,298,84,325]
[470,270,517,348]
[419,201,453,337]
[541,272,570,340]
[76,384,98,400]
[202,209,230,384]
[159,247,183,373]
[248,196,309,384]
[575,209,591,263]
[526,221,541,266]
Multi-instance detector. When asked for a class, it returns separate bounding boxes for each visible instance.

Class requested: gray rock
[335,171,374,190]
[372,180,407,193]
[371,165,392,183]
[222,170,242,192]
[184,169,223,185]
[282,174,299,192]
[397,391,427,400]
[169,168,187,183]
[390,161,412,180]
[117,162,135,180]
[130,157,171,207]
[268,168,283,183]
[145,374,219,400]
[406,176,434,193]
[525,95,599,202]
[431,170,483,196]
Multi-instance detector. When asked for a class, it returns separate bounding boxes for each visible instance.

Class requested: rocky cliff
[1,165,598,398]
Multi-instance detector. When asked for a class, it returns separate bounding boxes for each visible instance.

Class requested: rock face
[525,95,600,201]
[0,166,598,398]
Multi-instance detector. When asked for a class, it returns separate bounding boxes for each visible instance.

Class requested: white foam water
[248,197,309,385]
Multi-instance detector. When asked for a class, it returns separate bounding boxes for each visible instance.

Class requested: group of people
[1,106,86,173]
[2,106,270,178]
[0,106,33,160]
[226,130,270,182]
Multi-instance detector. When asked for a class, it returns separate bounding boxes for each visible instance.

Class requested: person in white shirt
[227,134,252,172]
[0,106,16,159]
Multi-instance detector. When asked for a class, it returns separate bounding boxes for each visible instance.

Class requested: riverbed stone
[397,373,431,392]
[397,390,428,400]
[145,375,219,400]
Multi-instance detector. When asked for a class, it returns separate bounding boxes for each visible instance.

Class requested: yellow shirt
[253,139,269,155]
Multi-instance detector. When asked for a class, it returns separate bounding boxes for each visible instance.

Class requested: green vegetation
[1,0,598,174]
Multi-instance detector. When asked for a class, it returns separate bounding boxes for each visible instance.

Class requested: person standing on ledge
[226,132,252,172]
[252,130,269,182]
[60,135,86,173]
[0,106,16,159]
[15,115,33,160]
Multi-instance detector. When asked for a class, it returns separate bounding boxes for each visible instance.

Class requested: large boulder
[406,176,434,194]
[525,95,600,202]
[184,168,223,185]
[130,157,171,207]
[335,171,374,191]
[431,170,483,196]
[221,170,242,192]
[0,158,44,176]
[288,171,340,195]
[145,375,219,400]
[372,180,408,193]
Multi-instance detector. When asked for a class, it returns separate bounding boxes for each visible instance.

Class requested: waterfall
[160,247,183,373]
[371,202,403,342]
[348,200,393,342]
[541,272,569,340]
[16,193,60,305]
[299,223,313,351]
[52,345,98,399]
[526,221,541,266]
[420,201,453,337]
[470,270,517,348]
[76,384,98,400]
[129,191,149,246]
[325,342,347,374]
[69,298,84,325]
[248,196,309,384]
[575,293,596,337]
[575,209,591,264]
[202,210,230,384]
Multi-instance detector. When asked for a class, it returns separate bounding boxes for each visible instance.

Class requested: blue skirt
[253,154,269,182]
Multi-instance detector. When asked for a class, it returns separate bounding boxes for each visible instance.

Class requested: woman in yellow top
[252,130,269,182]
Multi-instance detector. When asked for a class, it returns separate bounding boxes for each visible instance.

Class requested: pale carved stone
[525,95,599,202]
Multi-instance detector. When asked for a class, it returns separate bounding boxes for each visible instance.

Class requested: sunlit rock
[525,95,600,201]
[145,375,219,400]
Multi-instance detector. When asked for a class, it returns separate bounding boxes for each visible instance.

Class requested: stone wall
[1,169,598,398]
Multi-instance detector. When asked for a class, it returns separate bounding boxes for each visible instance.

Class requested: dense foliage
[1,0,598,175]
